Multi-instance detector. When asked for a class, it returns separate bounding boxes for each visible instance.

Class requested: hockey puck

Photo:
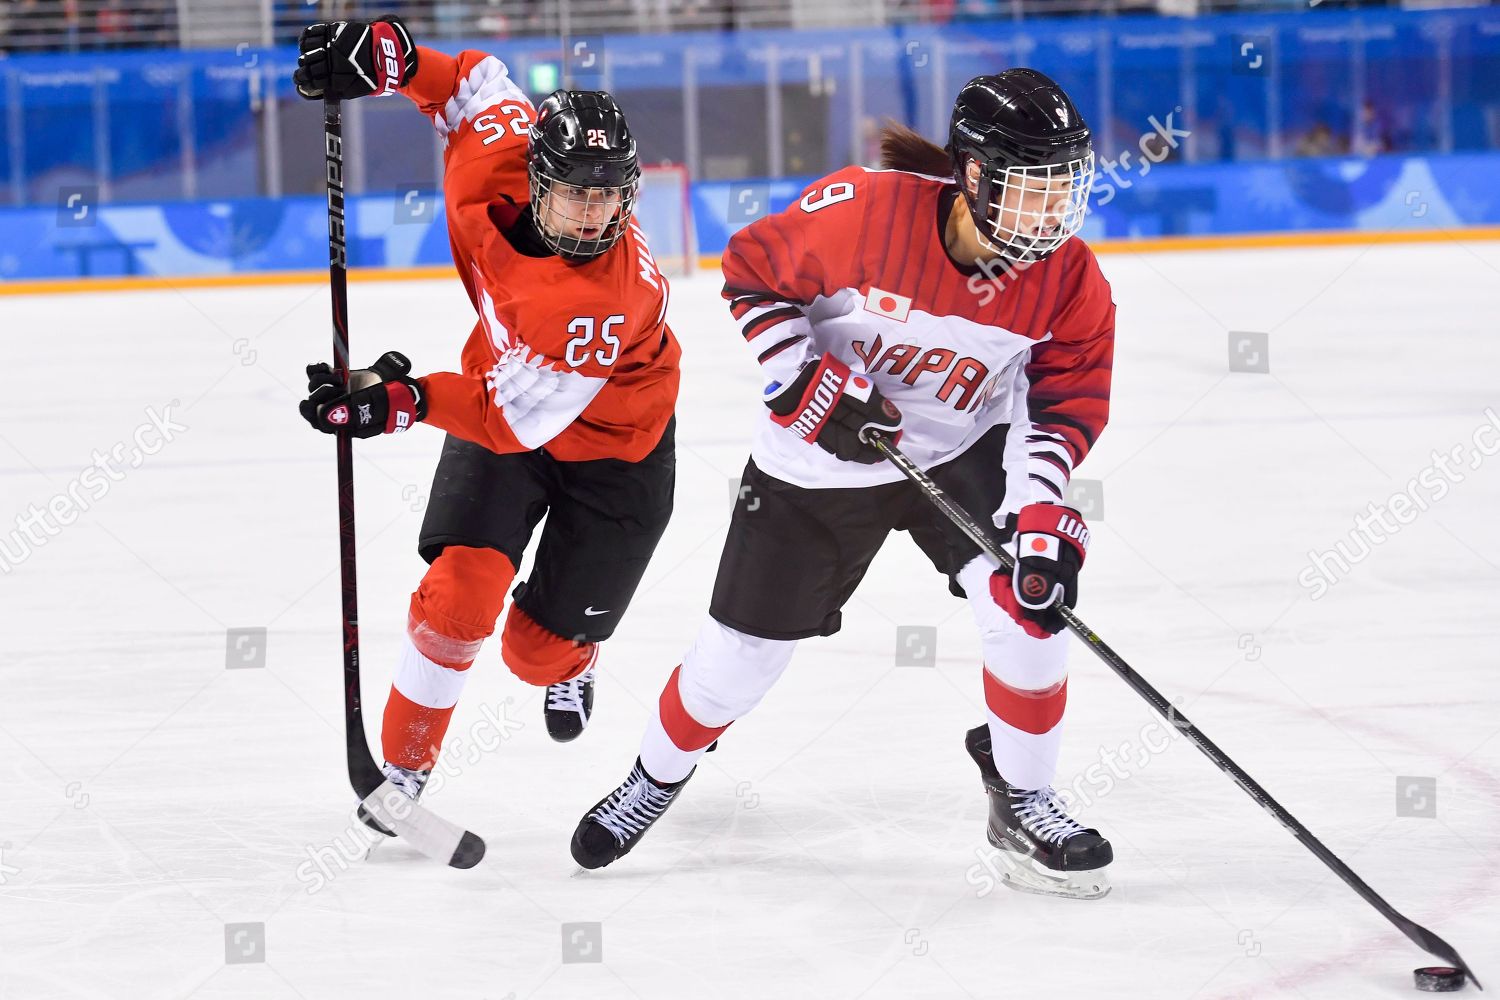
[1413,967,1466,992]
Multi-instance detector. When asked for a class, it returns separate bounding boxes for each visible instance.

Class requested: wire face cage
[528,169,641,260]
[975,153,1096,263]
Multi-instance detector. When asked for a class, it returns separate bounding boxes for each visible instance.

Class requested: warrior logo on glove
[765,353,903,464]
[990,503,1089,639]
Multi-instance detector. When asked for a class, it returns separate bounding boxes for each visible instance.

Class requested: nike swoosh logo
[584,607,610,616]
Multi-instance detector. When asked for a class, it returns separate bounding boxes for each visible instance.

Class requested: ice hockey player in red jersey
[293,19,680,820]
[570,69,1116,898]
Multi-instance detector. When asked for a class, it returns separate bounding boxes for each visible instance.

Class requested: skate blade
[999,857,1111,900]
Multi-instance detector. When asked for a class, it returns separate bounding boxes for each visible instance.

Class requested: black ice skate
[571,758,693,869]
[544,660,596,743]
[965,724,1112,899]
[358,761,431,838]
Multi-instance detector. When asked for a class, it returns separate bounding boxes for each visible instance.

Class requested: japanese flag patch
[864,287,911,323]
[1019,532,1060,562]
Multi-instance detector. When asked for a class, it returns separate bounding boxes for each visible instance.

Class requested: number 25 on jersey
[566,315,624,368]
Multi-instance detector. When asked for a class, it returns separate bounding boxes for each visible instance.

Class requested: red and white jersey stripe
[720,165,1115,520]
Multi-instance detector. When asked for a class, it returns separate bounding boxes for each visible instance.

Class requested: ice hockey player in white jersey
[570,69,1117,899]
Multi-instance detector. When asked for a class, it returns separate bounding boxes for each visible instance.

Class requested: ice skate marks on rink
[2,239,1498,999]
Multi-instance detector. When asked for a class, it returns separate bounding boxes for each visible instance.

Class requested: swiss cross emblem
[327,405,349,425]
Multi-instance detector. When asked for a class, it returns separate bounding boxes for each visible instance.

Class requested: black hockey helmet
[528,89,640,260]
[948,69,1095,262]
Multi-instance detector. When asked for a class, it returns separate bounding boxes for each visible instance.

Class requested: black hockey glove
[764,353,902,464]
[294,17,417,101]
[299,351,427,438]
[989,503,1089,638]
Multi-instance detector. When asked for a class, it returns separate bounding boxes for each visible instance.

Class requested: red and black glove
[989,503,1089,638]
[293,17,417,101]
[299,351,426,438]
[764,353,902,464]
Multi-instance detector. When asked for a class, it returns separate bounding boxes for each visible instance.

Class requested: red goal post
[635,163,696,276]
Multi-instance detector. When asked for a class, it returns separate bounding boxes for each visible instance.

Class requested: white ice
[3,240,1499,999]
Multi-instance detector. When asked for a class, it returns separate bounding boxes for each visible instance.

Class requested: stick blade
[1402,922,1483,991]
[359,780,486,870]
[449,831,486,869]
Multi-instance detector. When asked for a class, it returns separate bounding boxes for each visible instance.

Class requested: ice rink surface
[3,239,1500,999]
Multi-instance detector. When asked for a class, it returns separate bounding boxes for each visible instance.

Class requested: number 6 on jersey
[566,314,625,367]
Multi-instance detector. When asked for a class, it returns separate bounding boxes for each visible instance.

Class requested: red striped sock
[983,670,1067,735]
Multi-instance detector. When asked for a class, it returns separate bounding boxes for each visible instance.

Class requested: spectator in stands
[5,0,77,50]
[1294,123,1343,157]
[94,0,129,47]
[1351,101,1393,156]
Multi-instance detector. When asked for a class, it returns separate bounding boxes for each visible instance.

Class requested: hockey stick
[862,429,1481,986]
[321,97,485,869]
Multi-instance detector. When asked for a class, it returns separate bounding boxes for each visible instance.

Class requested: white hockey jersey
[721,166,1115,520]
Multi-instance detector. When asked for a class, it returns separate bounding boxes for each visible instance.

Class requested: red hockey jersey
[399,47,679,463]
[722,165,1114,512]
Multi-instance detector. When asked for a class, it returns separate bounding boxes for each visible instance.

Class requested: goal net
[635,164,696,276]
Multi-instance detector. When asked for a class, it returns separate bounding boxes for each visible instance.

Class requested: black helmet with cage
[527,89,640,261]
[948,69,1095,263]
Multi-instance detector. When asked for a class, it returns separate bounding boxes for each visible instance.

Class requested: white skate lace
[380,762,428,800]
[546,665,595,716]
[590,765,676,844]
[1011,786,1087,844]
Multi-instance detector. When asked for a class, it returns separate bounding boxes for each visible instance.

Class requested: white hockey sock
[986,710,1064,792]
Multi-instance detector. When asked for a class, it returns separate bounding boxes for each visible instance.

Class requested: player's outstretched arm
[400,47,535,256]
[295,348,605,456]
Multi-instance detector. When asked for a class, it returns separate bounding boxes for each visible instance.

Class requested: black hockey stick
[862,428,1481,987]
[321,97,484,869]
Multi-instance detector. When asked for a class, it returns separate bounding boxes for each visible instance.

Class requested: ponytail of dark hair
[878,120,954,178]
